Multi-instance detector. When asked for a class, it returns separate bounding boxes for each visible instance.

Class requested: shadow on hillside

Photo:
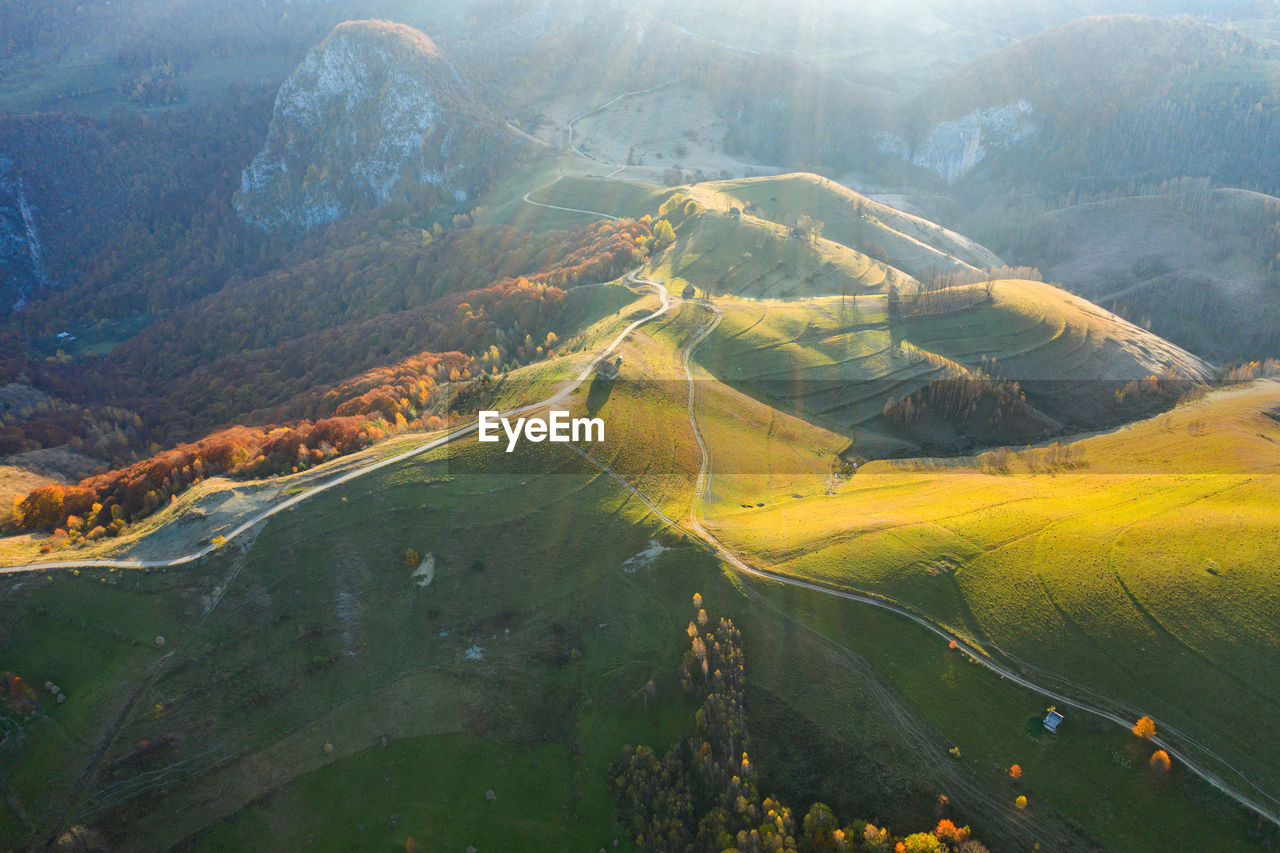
[586,376,614,416]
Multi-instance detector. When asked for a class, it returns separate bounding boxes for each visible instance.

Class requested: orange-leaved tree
[934,818,970,843]
[1009,764,1023,780]
[1149,750,1172,775]
[1132,715,1157,739]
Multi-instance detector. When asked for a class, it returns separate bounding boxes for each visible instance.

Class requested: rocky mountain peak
[234,20,519,230]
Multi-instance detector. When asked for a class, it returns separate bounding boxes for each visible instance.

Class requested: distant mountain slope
[1005,185,1280,362]
[884,15,1280,192]
[235,20,527,229]
[0,160,45,310]
[0,95,274,314]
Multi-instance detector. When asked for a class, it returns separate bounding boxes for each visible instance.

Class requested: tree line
[609,595,991,853]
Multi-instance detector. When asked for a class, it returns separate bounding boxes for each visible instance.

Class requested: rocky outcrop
[0,156,47,310]
[877,100,1037,184]
[235,20,523,230]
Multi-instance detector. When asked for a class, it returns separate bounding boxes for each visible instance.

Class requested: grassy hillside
[513,172,1008,286]
[3,298,1276,850]
[709,379,1280,808]
[689,280,1212,457]
[690,173,1006,278]
[0,418,1085,852]
[651,209,905,300]
[694,294,962,454]
[901,281,1213,382]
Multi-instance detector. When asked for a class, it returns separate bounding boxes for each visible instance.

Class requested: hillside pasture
[709,379,1280,802]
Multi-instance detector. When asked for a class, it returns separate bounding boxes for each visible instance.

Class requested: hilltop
[522,173,1007,283]
[693,174,1005,277]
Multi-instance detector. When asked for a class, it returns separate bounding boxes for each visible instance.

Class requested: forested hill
[885,15,1280,194]
[5,216,652,534]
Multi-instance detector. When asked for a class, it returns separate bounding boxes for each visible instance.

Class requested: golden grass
[904,280,1212,381]
[708,379,1280,791]
[649,210,897,300]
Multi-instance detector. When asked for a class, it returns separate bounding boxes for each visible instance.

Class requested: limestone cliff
[235,20,522,229]
[0,156,47,310]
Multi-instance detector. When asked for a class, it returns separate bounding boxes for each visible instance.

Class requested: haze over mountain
[236,20,526,229]
[883,15,1280,191]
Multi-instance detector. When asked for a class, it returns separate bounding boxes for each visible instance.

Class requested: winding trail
[522,177,620,221]
[564,81,673,163]
[5,211,1277,832]
[667,299,1280,830]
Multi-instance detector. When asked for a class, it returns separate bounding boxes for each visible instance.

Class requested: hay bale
[155,636,166,647]
[323,742,334,755]
[484,789,496,801]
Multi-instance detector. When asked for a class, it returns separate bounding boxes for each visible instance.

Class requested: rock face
[0,156,48,310]
[877,100,1037,184]
[235,20,521,230]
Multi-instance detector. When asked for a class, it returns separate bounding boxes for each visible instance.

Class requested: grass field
[4,347,1278,852]
[4,171,1278,850]
[708,379,1280,805]
[686,280,1211,458]
[901,281,1212,383]
[0,438,701,850]
[505,171,999,287]
[650,209,905,300]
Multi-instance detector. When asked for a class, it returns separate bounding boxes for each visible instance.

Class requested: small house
[594,355,622,381]
[1043,710,1064,733]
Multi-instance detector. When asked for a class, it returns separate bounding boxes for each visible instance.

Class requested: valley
[2,4,1279,851]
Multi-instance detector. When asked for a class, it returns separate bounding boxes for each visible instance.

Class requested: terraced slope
[696,294,962,452]
[903,281,1214,383]
[691,280,1213,456]
[690,173,1006,278]
[651,209,909,299]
